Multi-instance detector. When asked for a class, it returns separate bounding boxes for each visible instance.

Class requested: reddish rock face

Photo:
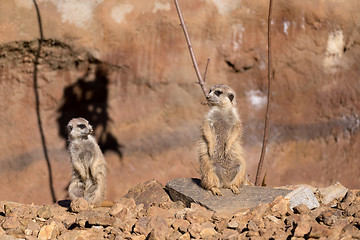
[0,0,360,204]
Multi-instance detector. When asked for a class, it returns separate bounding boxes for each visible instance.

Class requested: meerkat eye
[228,93,234,102]
[214,90,222,96]
[78,124,86,129]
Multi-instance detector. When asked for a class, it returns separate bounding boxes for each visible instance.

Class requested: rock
[0,227,5,235]
[61,214,77,230]
[174,208,190,220]
[286,186,320,210]
[126,235,146,240]
[147,229,166,240]
[293,204,310,214]
[185,203,213,224]
[57,229,104,240]
[307,224,332,239]
[165,230,182,240]
[344,204,360,217]
[214,218,228,233]
[133,215,170,237]
[178,232,191,240]
[199,227,218,239]
[220,229,239,239]
[37,205,53,219]
[112,206,133,221]
[339,190,360,210]
[293,219,312,238]
[187,222,201,239]
[109,198,136,216]
[146,205,174,219]
[0,235,17,240]
[25,221,41,237]
[171,219,190,234]
[113,216,137,232]
[124,179,171,209]
[165,178,291,214]
[227,218,240,229]
[264,214,282,225]
[87,214,115,227]
[316,208,343,226]
[269,196,292,218]
[133,216,151,236]
[340,236,355,240]
[2,202,35,218]
[38,221,58,240]
[1,216,21,230]
[77,210,115,227]
[70,198,90,213]
[2,202,21,217]
[187,221,217,238]
[316,182,348,205]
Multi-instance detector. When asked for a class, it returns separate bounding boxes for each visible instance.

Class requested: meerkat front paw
[230,185,240,194]
[210,187,222,196]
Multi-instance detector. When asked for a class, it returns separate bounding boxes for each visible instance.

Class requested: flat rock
[316,182,348,205]
[286,186,320,210]
[165,178,291,214]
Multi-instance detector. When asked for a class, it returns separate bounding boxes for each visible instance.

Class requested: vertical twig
[203,59,210,83]
[33,0,57,203]
[255,0,273,186]
[174,0,208,99]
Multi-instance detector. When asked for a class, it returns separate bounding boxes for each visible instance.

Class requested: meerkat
[67,117,107,206]
[198,84,247,196]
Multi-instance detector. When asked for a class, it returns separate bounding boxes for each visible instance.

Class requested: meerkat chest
[209,109,236,137]
[70,140,96,166]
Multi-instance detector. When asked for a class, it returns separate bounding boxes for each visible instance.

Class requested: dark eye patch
[78,124,86,129]
[214,90,222,96]
[228,93,234,102]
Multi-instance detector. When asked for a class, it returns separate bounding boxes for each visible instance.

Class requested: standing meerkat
[67,117,107,206]
[198,84,247,196]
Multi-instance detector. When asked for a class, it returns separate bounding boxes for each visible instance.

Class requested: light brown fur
[67,118,107,206]
[198,84,247,195]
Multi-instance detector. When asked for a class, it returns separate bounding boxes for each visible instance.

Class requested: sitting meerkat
[198,84,247,196]
[67,117,107,206]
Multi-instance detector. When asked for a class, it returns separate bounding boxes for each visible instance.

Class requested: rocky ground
[1,180,359,240]
[1,0,360,205]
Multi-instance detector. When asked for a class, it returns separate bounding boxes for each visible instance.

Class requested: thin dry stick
[174,0,208,99]
[33,0,57,202]
[203,59,210,83]
[255,0,273,186]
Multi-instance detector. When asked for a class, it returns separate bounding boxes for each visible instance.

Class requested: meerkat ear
[228,93,234,102]
[67,125,73,132]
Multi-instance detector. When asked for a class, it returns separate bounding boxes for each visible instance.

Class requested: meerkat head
[206,84,236,108]
[67,117,93,140]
